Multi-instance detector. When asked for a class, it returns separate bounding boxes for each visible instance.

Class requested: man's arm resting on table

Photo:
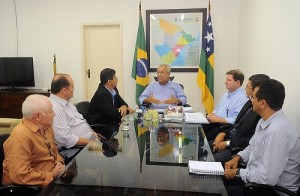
[76,138,91,146]
[208,115,230,124]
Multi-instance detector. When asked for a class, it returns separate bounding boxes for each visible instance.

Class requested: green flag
[131,8,149,107]
[197,4,214,113]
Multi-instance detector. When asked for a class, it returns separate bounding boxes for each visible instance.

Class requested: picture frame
[146,8,207,72]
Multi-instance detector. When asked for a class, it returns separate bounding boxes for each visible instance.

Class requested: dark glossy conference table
[39,114,228,196]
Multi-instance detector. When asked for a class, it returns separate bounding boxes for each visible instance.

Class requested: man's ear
[260,99,268,109]
[34,112,42,121]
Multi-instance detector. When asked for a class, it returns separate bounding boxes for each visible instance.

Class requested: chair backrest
[75,101,90,120]
[154,76,174,81]
[0,134,10,186]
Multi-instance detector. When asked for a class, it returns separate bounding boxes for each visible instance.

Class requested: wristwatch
[226,140,230,147]
[235,168,241,179]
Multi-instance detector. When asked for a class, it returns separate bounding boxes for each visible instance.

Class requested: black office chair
[244,182,299,196]
[0,134,41,196]
[58,101,93,164]
[75,101,115,140]
[75,101,90,120]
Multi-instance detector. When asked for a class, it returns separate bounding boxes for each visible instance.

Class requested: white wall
[0,0,299,134]
[239,0,300,134]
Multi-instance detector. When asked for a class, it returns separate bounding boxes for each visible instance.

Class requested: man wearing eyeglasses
[2,94,65,187]
[224,79,300,195]
[139,64,187,109]
[211,74,269,165]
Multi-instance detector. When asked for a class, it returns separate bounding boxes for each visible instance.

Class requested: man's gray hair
[22,94,50,119]
[158,64,171,73]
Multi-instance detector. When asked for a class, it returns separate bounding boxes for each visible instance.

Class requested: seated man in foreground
[139,64,187,109]
[224,79,300,194]
[50,74,97,150]
[211,74,270,165]
[2,94,65,187]
[202,69,248,141]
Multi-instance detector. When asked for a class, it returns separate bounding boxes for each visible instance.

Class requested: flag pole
[139,1,141,13]
[53,54,57,76]
[139,1,142,174]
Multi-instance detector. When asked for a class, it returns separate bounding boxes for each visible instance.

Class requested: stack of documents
[182,107,193,113]
[184,112,209,124]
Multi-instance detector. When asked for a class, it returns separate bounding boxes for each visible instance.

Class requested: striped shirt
[50,94,93,149]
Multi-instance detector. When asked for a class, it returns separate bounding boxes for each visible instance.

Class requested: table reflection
[39,114,227,196]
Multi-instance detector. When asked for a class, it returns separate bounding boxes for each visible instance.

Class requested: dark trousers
[224,179,281,196]
[202,123,223,141]
[208,140,232,166]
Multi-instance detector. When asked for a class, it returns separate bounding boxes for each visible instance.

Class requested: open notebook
[188,160,224,175]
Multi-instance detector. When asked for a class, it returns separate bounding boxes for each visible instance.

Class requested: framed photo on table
[146,8,207,72]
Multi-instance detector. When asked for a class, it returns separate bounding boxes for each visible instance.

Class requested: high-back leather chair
[0,133,41,195]
[74,101,90,120]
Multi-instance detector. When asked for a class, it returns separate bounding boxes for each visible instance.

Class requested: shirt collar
[50,93,69,107]
[22,118,39,133]
[158,80,171,86]
[259,109,283,130]
[104,86,116,97]
[227,87,243,98]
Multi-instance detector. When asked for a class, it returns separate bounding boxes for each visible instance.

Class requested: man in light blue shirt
[203,69,248,140]
[225,79,300,194]
[139,64,187,109]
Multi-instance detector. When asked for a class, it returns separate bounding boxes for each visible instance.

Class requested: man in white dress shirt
[50,74,95,150]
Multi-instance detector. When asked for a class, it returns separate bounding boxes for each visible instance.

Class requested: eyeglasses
[156,71,168,75]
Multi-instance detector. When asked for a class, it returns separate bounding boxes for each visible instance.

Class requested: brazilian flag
[131,9,149,107]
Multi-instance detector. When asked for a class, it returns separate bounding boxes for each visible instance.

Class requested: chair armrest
[90,124,107,128]
[244,182,297,196]
[231,147,245,155]
[142,103,151,109]
[219,124,233,131]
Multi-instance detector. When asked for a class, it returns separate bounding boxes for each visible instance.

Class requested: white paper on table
[184,112,209,124]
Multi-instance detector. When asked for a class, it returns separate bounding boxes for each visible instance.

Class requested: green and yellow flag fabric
[134,119,148,173]
[131,6,149,107]
[197,4,214,114]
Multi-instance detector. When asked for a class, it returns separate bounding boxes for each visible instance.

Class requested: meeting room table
[39,113,228,196]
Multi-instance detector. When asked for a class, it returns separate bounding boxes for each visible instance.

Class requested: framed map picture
[146,8,207,72]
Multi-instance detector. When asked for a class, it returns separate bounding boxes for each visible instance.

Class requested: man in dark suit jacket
[88,68,134,138]
[211,74,270,165]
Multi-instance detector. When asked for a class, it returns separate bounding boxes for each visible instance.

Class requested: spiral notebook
[188,160,224,176]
